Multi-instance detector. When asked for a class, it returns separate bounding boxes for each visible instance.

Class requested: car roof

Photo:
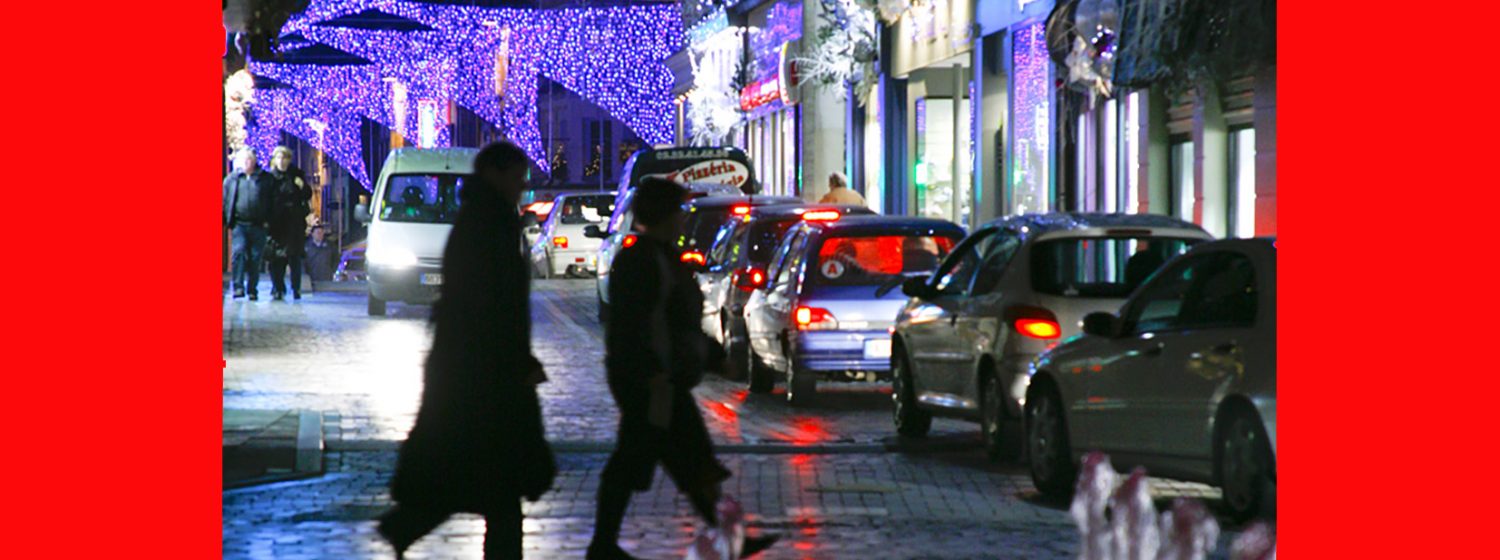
[980,212,1206,239]
[745,203,874,218]
[805,214,967,235]
[552,191,617,201]
[688,194,803,209]
[1182,236,1277,255]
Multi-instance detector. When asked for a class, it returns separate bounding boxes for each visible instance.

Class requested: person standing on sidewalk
[817,171,865,206]
[379,142,555,560]
[587,178,775,560]
[223,148,276,300]
[266,146,312,301]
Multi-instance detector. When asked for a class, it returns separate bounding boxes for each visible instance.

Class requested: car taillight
[733,266,767,291]
[1006,305,1061,340]
[801,210,841,221]
[1015,319,1061,339]
[552,236,568,249]
[622,234,638,248]
[681,250,706,266]
[732,205,751,216]
[794,306,838,331]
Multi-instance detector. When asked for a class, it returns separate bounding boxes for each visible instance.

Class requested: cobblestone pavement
[224,279,1244,559]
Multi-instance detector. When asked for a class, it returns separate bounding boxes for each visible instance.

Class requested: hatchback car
[891,213,1211,461]
[677,195,800,269]
[697,203,876,380]
[743,214,965,405]
[528,192,616,278]
[1026,237,1276,522]
[586,182,742,321]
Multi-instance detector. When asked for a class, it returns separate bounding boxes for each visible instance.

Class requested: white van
[355,147,479,316]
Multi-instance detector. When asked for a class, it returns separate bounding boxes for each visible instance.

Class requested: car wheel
[892,347,932,438]
[786,366,816,406]
[981,370,1022,462]
[1218,408,1276,522]
[367,293,386,316]
[746,343,775,394]
[1026,383,1075,497]
[723,316,749,381]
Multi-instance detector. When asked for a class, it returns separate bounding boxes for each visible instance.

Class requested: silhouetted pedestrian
[223,148,276,300]
[266,146,312,301]
[379,142,556,560]
[587,178,775,560]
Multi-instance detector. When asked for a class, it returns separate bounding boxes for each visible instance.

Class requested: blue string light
[245,0,684,187]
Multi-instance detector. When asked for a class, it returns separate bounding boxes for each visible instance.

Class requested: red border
[3,0,221,556]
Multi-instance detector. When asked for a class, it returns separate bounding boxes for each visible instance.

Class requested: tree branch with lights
[797,0,881,106]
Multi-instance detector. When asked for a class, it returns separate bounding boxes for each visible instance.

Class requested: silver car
[891,214,1211,461]
[1026,237,1276,522]
[528,192,615,278]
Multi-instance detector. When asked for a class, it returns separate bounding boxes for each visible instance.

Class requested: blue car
[742,213,965,405]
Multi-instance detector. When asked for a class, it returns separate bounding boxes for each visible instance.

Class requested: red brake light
[1006,305,1062,340]
[801,210,841,222]
[622,234,638,248]
[681,250,706,266]
[552,236,568,249]
[794,306,837,330]
[734,266,767,291]
[1015,319,1061,339]
[731,205,751,216]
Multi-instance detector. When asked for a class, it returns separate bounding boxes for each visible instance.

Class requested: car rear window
[682,207,735,250]
[808,233,959,287]
[746,219,799,264]
[555,194,614,225]
[1030,237,1199,298]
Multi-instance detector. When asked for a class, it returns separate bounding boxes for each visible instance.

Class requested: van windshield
[380,174,465,224]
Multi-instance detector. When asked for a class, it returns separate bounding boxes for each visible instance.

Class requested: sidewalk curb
[222,409,326,491]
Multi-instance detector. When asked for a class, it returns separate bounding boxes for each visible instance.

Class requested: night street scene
[222,0,1276,558]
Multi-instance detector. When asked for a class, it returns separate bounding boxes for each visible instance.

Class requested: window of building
[1170,138,1195,223]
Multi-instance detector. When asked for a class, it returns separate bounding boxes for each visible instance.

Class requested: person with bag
[587,178,775,560]
[378,142,555,560]
[266,146,312,301]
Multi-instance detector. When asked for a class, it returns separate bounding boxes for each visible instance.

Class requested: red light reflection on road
[786,417,831,446]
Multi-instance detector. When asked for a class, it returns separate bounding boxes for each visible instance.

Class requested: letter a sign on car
[821,260,845,279]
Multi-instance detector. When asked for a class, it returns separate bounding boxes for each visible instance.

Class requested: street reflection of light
[787,417,831,445]
[794,541,815,551]
[358,320,430,437]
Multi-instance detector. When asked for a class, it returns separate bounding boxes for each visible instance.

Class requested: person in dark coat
[586,178,775,560]
[223,148,276,300]
[266,146,312,300]
[378,142,555,560]
[302,224,336,285]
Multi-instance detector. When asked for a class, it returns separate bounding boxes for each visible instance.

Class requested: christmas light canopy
[243,0,684,187]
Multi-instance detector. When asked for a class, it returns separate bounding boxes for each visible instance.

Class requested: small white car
[528,192,615,278]
[1027,237,1276,522]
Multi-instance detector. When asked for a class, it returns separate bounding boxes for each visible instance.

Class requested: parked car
[1025,237,1276,522]
[333,240,367,282]
[585,181,742,321]
[743,214,965,405]
[354,147,478,316]
[697,203,876,380]
[528,191,616,278]
[890,213,1212,461]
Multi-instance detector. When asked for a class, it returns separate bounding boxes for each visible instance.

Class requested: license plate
[863,339,892,359]
[420,273,443,285]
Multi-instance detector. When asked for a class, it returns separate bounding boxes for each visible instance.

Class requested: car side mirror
[583,224,606,239]
[1082,312,1120,338]
[353,203,372,223]
[901,275,933,298]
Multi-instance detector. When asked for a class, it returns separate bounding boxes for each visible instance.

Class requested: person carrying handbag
[587,178,774,560]
[378,142,555,560]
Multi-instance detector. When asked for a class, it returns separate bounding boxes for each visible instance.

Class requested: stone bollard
[1071,452,1120,560]
[1110,467,1159,560]
[1156,498,1219,560]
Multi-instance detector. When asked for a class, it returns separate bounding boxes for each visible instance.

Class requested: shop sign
[778,41,800,105]
[740,76,783,111]
[655,148,732,160]
[649,159,750,187]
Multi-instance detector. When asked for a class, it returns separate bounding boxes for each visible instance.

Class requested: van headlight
[367,247,417,267]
